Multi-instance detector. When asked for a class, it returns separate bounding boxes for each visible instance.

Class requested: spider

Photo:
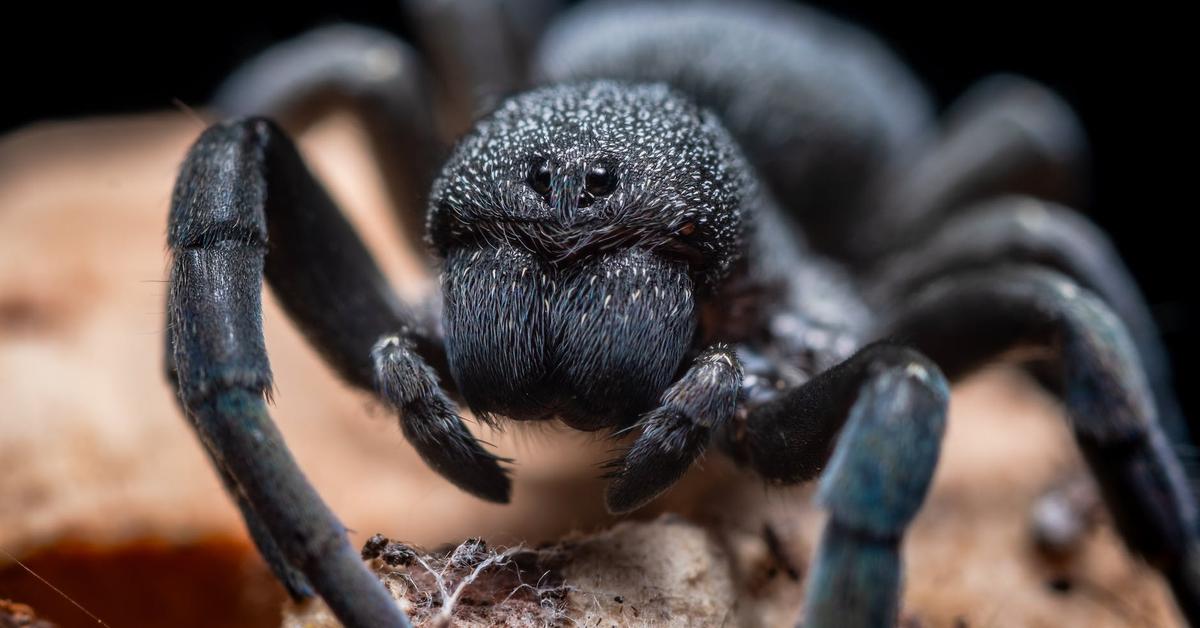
[164,1,1198,626]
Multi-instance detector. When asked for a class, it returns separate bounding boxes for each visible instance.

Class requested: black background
[4,2,1194,412]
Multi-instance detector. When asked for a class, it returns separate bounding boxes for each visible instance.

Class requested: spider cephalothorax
[166,3,1200,627]
[430,81,749,429]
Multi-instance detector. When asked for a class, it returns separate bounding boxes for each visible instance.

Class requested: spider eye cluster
[525,157,620,207]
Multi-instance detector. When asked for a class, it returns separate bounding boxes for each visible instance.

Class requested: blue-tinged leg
[804,350,948,627]
[724,343,949,626]
[886,266,1199,624]
[167,325,315,600]
[209,455,317,600]
[188,390,409,627]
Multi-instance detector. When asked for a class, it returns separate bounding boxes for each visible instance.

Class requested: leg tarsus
[191,390,411,628]
[211,446,316,600]
[804,522,903,628]
[167,340,314,600]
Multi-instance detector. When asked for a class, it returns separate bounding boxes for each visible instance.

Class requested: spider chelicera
[164,2,1198,626]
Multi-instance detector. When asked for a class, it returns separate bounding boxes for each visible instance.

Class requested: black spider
[163,2,1199,626]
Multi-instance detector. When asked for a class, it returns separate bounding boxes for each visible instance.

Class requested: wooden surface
[0,113,1183,627]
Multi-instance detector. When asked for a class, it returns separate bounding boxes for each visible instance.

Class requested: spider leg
[604,344,743,513]
[866,196,1188,452]
[166,340,315,599]
[212,25,441,253]
[885,266,1200,623]
[193,410,318,597]
[405,0,561,128]
[207,458,317,598]
[853,75,1087,261]
[724,343,949,626]
[167,117,498,628]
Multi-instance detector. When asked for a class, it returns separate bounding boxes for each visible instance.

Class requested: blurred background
[4,1,1193,414]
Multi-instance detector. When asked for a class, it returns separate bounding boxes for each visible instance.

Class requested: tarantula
[164,1,1198,626]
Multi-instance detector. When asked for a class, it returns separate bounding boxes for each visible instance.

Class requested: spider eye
[528,159,552,197]
[585,162,618,197]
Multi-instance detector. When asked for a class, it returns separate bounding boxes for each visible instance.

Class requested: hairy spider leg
[371,334,512,502]
[726,268,1197,623]
[163,365,317,600]
[165,118,493,628]
[855,75,1088,262]
[796,345,949,628]
[867,196,1191,464]
[165,323,315,599]
[887,267,1200,624]
[717,343,949,625]
[213,25,443,256]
